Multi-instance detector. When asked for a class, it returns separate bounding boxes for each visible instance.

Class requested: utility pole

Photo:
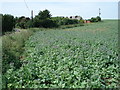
[99,8,101,17]
[31,10,33,27]
[31,10,33,22]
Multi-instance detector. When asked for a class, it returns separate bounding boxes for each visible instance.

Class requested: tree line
[1,9,101,35]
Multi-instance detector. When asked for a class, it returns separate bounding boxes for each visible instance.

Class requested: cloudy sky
[0,0,119,19]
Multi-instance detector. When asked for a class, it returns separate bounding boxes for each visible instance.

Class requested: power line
[24,0,30,11]
[99,8,101,17]
[23,0,33,20]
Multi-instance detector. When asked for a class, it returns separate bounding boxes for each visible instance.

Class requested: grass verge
[2,29,35,74]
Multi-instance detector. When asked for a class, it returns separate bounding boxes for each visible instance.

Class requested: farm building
[69,16,82,20]
[84,20,91,23]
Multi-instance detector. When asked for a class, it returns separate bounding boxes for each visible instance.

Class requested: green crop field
[4,20,119,88]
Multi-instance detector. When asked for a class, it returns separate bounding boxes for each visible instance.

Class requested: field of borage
[4,20,119,88]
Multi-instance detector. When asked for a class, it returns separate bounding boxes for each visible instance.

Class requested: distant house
[69,16,82,20]
[84,20,91,23]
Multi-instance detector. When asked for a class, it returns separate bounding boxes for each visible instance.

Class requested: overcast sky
[0,0,119,19]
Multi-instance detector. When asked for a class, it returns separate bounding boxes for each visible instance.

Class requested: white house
[69,16,82,20]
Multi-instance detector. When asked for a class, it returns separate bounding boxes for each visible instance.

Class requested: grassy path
[4,20,119,88]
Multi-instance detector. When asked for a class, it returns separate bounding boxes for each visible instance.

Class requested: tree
[33,16,42,27]
[96,16,101,21]
[0,14,2,35]
[38,9,51,19]
[33,9,58,28]
[2,14,15,34]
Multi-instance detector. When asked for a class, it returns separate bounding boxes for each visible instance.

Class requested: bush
[41,19,59,28]
[79,20,84,23]
[51,17,64,25]
[91,17,98,22]
[89,16,101,22]
[17,22,26,29]
[52,17,79,26]
[16,16,31,29]
[96,16,101,21]
[26,20,33,28]
[62,18,79,25]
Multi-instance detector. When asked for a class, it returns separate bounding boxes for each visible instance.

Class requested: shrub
[90,17,98,22]
[51,17,64,25]
[79,20,84,23]
[89,16,101,22]
[16,16,31,29]
[52,17,79,26]
[17,22,26,29]
[41,19,59,28]
[26,20,33,28]
[62,18,79,25]
[96,16,101,21]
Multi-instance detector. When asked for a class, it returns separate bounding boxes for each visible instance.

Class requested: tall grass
[2,29,34,74]
[0,37,2,90]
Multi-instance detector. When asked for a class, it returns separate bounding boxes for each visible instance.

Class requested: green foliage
[0,14,2,36]
[33,9,58,28]
[38,9,51,20]
[3,20,119,88]
[0,37,1,89]
[33,18,58,28]
[79,20,84,23]
[16,16,31,29]
[33,16,41,27]
[41,18,59,28]
[51,17,65,25]
[62,18,79,25]
[26,20,33,28]
[52,17,80,26]
[2,14,15,34]
[96,16,101,21]
[91,17,98,22]
[33,10,82,28]
[89,16,101,22]
[17,22,26,29]
[2,30,34,74]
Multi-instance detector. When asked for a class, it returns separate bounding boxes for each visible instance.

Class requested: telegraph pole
[31,10,33,21]
[99,8,101,17]
[31,10,33,27]
[24,0,33,27]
